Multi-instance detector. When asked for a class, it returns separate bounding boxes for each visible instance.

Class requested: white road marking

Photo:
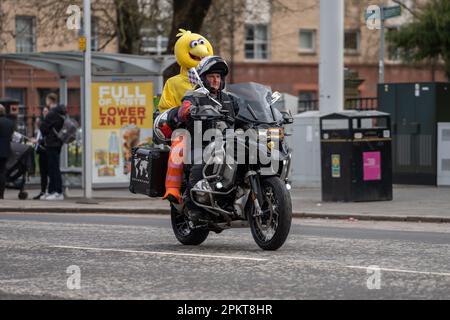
[50,246,450,276]
[345,265,450,277]
[51,245,268,262]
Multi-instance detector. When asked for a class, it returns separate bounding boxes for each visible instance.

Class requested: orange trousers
[162,135,185,204]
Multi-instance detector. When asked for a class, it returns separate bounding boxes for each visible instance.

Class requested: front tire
[248,177,292,250]
[170,203,209,245]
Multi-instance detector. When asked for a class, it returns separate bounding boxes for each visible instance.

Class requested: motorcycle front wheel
[248,176,292,250]
[170,203,209,246]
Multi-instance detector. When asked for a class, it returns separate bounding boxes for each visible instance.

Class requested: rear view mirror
[271,91,282,104]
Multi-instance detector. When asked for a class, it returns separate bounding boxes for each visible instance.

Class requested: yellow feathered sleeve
[158,74,193,113]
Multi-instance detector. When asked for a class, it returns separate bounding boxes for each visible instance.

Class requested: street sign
[365,5,401,21]
[364,4,402,84]
[383,5,401,19]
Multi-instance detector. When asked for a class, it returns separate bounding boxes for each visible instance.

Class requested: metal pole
[1,59,5,97]
[59,77,69,169]
[59,77,68,106]
[379,5,385,84]
[319,0,344,114]
[80,75,85,190]
[83,0,92,199]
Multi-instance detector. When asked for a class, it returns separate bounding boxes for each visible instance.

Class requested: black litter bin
[320,111,393,202]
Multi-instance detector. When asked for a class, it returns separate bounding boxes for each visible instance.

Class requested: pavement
[1,185,450,223]
[0,213,449,299]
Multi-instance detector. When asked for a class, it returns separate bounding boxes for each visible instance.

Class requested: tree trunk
[116,0,142,54]
[165,0,213,54]
[163,0,212,81]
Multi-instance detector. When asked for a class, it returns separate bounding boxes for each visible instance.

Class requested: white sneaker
[39,193,50,200]
[45,193,65,201]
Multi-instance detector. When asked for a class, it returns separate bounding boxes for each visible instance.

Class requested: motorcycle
[155,81,293,251]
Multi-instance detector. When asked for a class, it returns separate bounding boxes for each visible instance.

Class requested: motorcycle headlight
[268,127,284,140]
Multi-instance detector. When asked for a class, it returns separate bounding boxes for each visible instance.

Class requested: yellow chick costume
[158,29,214,112]
[159,29,213,204]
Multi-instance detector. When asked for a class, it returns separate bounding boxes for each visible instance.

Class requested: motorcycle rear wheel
[171,203,209,246]
[248,176,292,250]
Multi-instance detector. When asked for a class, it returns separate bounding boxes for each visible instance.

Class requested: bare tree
[165,0,213,54]
[12,0,172,53]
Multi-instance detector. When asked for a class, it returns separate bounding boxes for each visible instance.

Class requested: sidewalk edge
[0,207,449,223]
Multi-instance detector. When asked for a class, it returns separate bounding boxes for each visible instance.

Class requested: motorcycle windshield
[227,82,282,124]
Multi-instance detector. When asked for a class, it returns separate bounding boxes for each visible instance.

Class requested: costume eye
[198,39,206,45]
[190,40,199,48]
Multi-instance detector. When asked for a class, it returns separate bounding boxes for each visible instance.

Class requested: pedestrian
[0,104,15,199]
[39,93,66,201]
[32,106,49,200]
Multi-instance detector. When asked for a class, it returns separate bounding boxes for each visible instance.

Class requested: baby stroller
[5,139,35,200]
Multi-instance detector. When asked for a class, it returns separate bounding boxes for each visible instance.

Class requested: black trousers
[184,164,205,211]
[0,158,7,199]
[38,150,49,193]
[46,146,62,194]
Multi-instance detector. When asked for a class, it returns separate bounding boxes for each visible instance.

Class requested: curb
[1,206,449,223]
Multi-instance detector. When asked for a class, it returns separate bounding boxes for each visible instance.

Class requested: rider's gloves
[177,100,192,123]
[159,122,173,139]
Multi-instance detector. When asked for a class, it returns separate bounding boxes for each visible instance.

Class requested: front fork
[248,172,264,217]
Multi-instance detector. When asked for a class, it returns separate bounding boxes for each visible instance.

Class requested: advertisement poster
[363,151,381,181]
[91,81,153,184]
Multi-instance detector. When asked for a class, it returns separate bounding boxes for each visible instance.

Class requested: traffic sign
[365,5,401,21]
[384,5,401,19]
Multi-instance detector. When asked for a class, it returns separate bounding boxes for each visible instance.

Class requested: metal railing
[298,99,319,113]
[345,97,378,110]
[298,97,378,113]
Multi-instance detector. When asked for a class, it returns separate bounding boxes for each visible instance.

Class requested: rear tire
[170,204,209,246]
[248,177,292,250]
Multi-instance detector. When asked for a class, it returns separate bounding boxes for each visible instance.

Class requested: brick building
[212,0,446,108]
[0,0,446,121]
[0,0,118,122]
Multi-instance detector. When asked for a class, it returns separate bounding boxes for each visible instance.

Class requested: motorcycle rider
[177,56,240,223]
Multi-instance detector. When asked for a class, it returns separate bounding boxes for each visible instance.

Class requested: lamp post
[83,0,92,199]
[319,0,344,114]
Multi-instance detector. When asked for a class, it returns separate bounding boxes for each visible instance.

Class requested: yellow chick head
[175,29,214,70]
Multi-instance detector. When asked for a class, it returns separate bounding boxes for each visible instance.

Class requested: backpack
[53,114,79,144]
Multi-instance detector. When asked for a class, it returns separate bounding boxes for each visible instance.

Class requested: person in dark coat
[39,93,66,201]
[0,104,15,199]
[32,106,49,200]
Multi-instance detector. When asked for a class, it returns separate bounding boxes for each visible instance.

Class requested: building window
[299,29,316,53]
[141,35,168,55]
[91,17,99,51]
[245,24,269,60]
[15,16,36,53]
[5,88,27,135]
[298,91,318,112]
[344,29,360,54]
[387,27,401,61]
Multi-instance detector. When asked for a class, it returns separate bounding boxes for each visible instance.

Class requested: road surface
[0,212,449,299]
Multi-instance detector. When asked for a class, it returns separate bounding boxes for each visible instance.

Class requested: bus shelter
[0,51,175,188]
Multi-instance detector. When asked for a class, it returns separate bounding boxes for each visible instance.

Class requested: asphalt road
[0,212,449,300]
